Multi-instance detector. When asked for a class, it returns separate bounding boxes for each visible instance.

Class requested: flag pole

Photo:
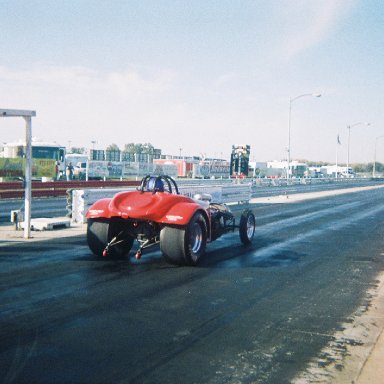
[336,134,340,180]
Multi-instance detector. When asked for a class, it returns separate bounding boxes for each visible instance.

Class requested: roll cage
[138,175,180,195]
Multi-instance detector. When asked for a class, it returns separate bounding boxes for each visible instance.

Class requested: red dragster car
[86,175,255,266]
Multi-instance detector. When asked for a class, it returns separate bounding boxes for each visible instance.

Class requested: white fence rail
[71,182,252,223]
[70,177,378,223]
[252,176,373,187]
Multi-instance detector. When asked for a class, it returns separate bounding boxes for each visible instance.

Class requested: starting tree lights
[230,144,250,177]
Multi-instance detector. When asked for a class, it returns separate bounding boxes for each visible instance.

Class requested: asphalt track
[1,185,384,383]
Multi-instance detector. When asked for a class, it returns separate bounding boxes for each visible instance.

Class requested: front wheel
[160,212,207,266]
[239,210,256,245]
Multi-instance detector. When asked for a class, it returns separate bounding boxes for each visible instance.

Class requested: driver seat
[146,177,164,192]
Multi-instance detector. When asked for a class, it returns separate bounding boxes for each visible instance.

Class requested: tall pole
[336,134,340,179]
[287,98,292,182]
[23,116,32,239]
[287,93,321,183]
[373,135,384,178]
[346,122,370,173]
[347,125,351,172]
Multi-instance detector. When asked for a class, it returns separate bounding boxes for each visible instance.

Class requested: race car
[86,175,256,266]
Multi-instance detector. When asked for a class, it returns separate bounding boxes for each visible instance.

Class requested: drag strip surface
[1,187,384,383]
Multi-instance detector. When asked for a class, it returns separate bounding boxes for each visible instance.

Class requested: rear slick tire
[87,218,109,257]
[160,212,207,266]
[87,218,133,259]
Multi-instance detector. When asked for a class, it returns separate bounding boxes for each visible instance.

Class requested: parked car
[73,162,87,179]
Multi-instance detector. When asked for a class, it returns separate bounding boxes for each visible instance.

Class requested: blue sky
[0,0,383,163]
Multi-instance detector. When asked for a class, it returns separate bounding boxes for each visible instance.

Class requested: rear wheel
[239,210,256,245]
[87,218,134,258]
[87,218,108,256]
[160,212,207,266]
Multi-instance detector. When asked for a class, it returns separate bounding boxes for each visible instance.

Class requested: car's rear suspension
[102,231,128,257]
[135,236,160,259]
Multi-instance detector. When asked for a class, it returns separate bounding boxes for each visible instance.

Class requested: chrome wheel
[239,210,256,245]
[190,222,204,258]
[246,214,255,239]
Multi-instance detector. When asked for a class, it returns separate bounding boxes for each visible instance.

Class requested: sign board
[87,161,178,178]
[0,158,56,178]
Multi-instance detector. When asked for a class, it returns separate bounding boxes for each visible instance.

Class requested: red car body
[86,190,207,226]
[85,175,255,266]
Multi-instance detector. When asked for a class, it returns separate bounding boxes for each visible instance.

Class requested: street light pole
[373,135,384,178]
[287,93,321,182]
[346,122,370,172]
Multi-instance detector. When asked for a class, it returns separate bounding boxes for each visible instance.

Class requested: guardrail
[0,180,140,199]
[1,177,380,199]
[252,177,384,187]
[70,181,252,223]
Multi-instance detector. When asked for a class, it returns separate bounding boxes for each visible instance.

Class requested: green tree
[123,142,155,154]
[134,144,144,153]
[124,143,136,153]
[106,143,120,151]
[142,143,154,154]
[352,163,368,173]
[71,147,86,154]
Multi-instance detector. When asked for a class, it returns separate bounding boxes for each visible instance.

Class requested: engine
[209,203,235,240]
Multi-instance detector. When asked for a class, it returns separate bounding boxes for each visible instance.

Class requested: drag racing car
[86,175,256,266]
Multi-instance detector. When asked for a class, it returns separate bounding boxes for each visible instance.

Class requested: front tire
[160,212,207,266]
[239,210,256,245]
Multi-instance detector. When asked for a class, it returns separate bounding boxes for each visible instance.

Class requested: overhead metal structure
[0,108,36,238]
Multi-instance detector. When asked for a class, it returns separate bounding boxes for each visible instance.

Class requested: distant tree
[352,163,374,173]
[376,162,384,172]
[123,142,155,154]
[106,143,120,151]
[134,144,144,154]
[368,161,384,173]
[142,143,155,154]
[71,147,86,154]
[124,143,136,153]
[308,161,328,167]
[298,160,331,167]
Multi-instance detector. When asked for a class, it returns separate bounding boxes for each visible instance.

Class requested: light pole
[373,135,384,178]
[287,93,321,182]
[91,140,96,160]
[346,122,370,172]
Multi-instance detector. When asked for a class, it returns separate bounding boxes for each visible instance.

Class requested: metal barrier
[0,180,140,199]
[71,182,252,223]
[1,177,378,199]
[252,177,381,188]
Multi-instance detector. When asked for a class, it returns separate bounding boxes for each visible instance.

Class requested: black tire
[239,210,256,245]
[87,218,109,256]
[160,212,207,266]
[87,218,133,258]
